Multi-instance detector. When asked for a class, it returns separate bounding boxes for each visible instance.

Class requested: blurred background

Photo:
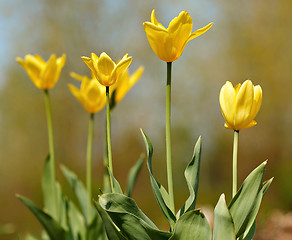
[0,0,292,239]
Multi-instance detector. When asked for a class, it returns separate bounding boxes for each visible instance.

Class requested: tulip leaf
[177,137,202,218]
[228,161,267,237]
[61,165,94,222]
[42,154,57,218]
[237,177,273,240]
[108,167,123,194]
[141,129,177,227]
[169,209,212,240]
[87,214,107,240]
[99,193,158,229]
[17,195,69,240]
[125,155,144,197]
[97,193,171,240]
[213,194,235,240]
[95,201,127,240]
[66,200,86,240]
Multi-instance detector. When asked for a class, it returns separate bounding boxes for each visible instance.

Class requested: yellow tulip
[81,52,132,87]
[111,66,144,103]
[219,80,262,131]
[16,54,66,90]
[69,72,106,113]
[143,9,213,62]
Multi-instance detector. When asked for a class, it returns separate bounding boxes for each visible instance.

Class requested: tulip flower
[112,66,144,103]
[219,80,262,131]
[69,72,106,114]
[82,52,132,87]
[143,9,213,62]
[16,54,66,90]
[219,79,262,197]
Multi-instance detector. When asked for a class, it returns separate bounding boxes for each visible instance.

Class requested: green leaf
[61,165,94,222]
[229,161,267,237]
[94,201,127,240]
[170,210,212,240]
[213,194,235,240]
[97,193,171,240]
[17,195,69,240]
[42,155,57,219]
[125,155,144,197]
[108,167,123,194]
[99,193,158,229]
[87,215,107,240]
[237,177,273,240]
[141,129,176,227]
[66,200,86,240]
[177,137,202,217]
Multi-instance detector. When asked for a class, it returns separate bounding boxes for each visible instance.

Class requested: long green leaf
[94,201,127,240]
[61,165,94,222]
[87,215,107,240]
[170,210,212,240]
[17,195,69,240]
[108,167,123,194]
[141,129,176,226]
[99,193,157,229]
[229,161,267,237]
[97,194,171,240]
[42,155,56,218]
[178,137,202,217]
[125,155,144,197]
[213,194,235,240]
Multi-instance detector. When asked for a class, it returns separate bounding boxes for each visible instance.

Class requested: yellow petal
[115,66,144,102]
[68,84,82,103]
[41,54,57,89]
[250,85,262,119]
[219,81,236,129]
[112,56,132,85]
[187,22,213,42]
[82,56,95,73]
[234,80,254,130]
[150,9,166,29]
[143,22,171,61]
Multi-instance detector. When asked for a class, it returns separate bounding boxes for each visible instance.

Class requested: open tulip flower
[82,52,132,87]
[16,54,66,90]
[219,80,262,131]
[68,72,106,113]
[111,66,144,103]
[143,9,213,62]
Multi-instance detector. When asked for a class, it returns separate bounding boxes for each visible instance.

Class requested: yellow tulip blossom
[111,66,144,103]
[81,52,132,87]
[68,72,106,113]
[219,80,262,131]
[143,9,213,62]
[16,54,66,90]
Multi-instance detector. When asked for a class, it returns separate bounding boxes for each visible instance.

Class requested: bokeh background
[0,0,292,239]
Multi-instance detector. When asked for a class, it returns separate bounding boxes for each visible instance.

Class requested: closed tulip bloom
[69,72,106,113]
[16,54,66,90]
[219,80,262,131]
[143,9,213,62]
[81,52,132,87]
[112,66,144,103]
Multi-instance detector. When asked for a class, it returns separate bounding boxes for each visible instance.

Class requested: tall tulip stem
[86,113,94,223]
[166,62,175,216]
[106,86,114,192]
[232,130,239,198]
[44,90,57,217]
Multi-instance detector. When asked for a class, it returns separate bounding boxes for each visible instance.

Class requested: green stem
[86,113,94,223]
[106,86,114,192]
[166,62,175,218]
[232,130,239,198]
[44,90,57,218]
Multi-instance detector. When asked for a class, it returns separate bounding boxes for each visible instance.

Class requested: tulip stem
[43,90,57,218]
[106,86,114,192]
[166,62,175,218]
[232,130,239,198]
[86,113,94,223]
